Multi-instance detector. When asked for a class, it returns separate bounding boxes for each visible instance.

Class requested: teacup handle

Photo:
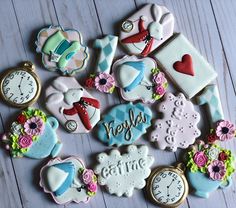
[47,117,59,130]
[219,177,232,189]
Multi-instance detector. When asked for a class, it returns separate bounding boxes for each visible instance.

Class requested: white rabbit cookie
[45,77,100,133]
[120,4,174,56]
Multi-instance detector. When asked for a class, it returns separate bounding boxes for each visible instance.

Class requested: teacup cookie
[150,92,201,151]
[45,77,100,133]
[94,145,154,197]
[112,55,168,103]
[97,102,152,146]
[120,4,174,56]
[1,108,62,159]
[40,157,97,204]
[36,25,89,76]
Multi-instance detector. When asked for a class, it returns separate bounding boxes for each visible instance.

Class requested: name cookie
[1,108,62,159]
[112,55,168,103]
[40,157,97,204]
[94,145,154,197]
[120,4,174,56]
[97,102,152,146]
[36,25,89,76]
[150,92,201,151]
[45,77,100,133]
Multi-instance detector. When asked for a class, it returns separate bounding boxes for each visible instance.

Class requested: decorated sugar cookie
[120,4,174,56]
[112,55,168,103]
[97,102,152,146]
[185,140,235,198]
[36,25,89,76]
[40,157,97,204]
[154,33,217,98]
[1,108,62,159]
[150,92,201,151]
[94,145,154,197]
[45,77,100,133]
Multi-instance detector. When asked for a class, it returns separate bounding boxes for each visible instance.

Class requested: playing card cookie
[150,92,201,151]
[94,145,154,197]
[97,102,152,146]
[120,4,174,56]
[112,55,168,103]
[154,33,217,98]
[36,25,89,76]
[40,157,97,204]
[45,77,100,133]
[1,108,62,159]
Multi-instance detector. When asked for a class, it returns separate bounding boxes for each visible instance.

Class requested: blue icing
[66,52,76,60]
[123,61,145,92]
[98,102,152,146]
[52,162,75,196]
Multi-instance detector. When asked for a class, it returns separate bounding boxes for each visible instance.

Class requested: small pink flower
[94,72,115,93]
[193,151,208,167]
[152,72,166,84]
[18,135,33,148]
[82,169,94,184]
[24,116,45,136]
[216,120,235,141]
[88,182,97,192]
[208,160,226,180]
[154,85,165,96]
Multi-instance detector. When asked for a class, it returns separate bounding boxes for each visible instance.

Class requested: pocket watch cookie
[1,108,62,159]
[40,157,97,204]
[45,76,100,133]
[146,163,188,207]
[120,4,174,56]
[97,102,152,146]
[150,92,201,151]
[0,61,41,108]
[185,140,235,198]
[36,25,89,76]
[94,145,154,197]
[153,33,217,98]
[112,55,168,103]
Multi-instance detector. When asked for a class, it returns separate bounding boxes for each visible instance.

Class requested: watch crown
[22,61,35,70]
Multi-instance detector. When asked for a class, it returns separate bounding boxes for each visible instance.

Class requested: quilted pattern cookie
[150,92,201,151]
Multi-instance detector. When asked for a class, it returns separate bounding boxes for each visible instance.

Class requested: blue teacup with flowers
[1,108,62,159]
[185,140,235,198]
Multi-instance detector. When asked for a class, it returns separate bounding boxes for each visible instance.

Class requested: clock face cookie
[0,62,41,107]
[36,25,89,76]
[94,145,154,197]
[150,92,201,151]
[97,102,152,146]
[153,33,217,98]
[1,108,62,159]
[45,77,100,133]
[120,4,174,56]
[40,157,97,204]
[112,55,168,103]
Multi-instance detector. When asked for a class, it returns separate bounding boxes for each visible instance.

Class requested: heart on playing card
[173,54,194,76]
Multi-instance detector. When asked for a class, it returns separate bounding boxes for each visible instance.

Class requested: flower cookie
[97,102,152,146]
[150,92,201,151]
[112,55,168,103]
[45,77,100,133]
[185,140,235,198]
[1,108,62,159]
[36,25,89,76]
[40,157,97,204]
[120,4,174,56]
[94,145,154,197]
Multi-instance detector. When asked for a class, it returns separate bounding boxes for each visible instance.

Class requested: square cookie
[153,33,217,98]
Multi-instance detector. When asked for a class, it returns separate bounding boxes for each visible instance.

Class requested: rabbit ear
[151,4,162,22]
[52,79,68,92]
[159,12,171,24]
[46,93,64,105]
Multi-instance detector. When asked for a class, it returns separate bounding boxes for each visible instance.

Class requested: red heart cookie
[173,54,194,76]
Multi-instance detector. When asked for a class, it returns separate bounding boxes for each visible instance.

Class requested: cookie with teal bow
[36,25,89,76]
[1,107,62,159]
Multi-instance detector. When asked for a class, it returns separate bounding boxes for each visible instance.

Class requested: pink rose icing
[82,169,94,184]
[18,135,33,148]
[88,182,97,192]
[193,151,208,167]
